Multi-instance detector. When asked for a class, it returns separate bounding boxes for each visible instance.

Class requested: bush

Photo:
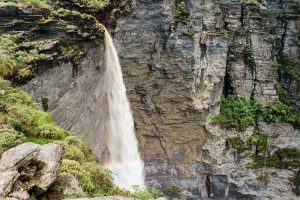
[175,0,190,24]
[34,124,67,139]
[212,95,297,130]
[211,95,255,131]
[263,101,296,123]
[60,159,117,195]
[130,186,163,200]
[167,185,183,199]
[235,24,246,36]
[0,128,25,154]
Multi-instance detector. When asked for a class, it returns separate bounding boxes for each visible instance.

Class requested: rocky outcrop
[0,143,63,199]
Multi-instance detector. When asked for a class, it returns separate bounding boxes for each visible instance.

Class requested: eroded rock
[35,144,63,193]
[0,171,19,197]
[0,142,64,199]
[0,143,40,172]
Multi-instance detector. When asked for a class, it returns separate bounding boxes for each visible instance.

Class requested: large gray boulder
[0,171,19,197]
[0,142,64,199]
[35,144,63,193]
[0,143,40,172]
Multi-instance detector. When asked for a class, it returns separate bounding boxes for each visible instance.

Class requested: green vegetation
[183,29,195,37]
[0,127,25,154]
[249,131,268,154]
[243,45,254,65]
[216,28,229,38]
[251,148,300,169]
[211,95,255,131]
[212,95,296,131]
[167,185,183,199]
[130,186,163,200]
[175,0,190,24]
[226,131,267,156]
[18,0,51,9]
[235,25,246,36]
[0,34,49,82]
[278,56,300,90]
[75,0,110,11]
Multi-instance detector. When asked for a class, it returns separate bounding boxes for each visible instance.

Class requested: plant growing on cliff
[175,0,190,24]
[211,95,255,131]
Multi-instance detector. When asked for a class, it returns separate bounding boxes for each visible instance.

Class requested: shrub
[34,124,67,139]
[175,0,190,24]
[18,0,51,9]
[75,0,110,11]
[130,186,163,200]
[0,128,25,154]
[211,95,255,131]
[263,101,296,123]
[212,95,297,130]
[167,185,183,199]
[60,159,116,195]
[235,24,246,36]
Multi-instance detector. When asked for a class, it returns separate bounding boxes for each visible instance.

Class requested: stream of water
[103,29,145,191]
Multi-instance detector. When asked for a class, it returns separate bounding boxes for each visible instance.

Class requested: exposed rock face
[0,143,63,199]
[22,43,110,160]
[18,0,300,199]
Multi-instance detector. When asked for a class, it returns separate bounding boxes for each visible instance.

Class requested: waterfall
[103,29,145,190]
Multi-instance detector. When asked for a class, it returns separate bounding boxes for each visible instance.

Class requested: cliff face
[18,0,300,199]
[112,0,299,198]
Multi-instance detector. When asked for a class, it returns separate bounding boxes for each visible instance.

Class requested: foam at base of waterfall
[105,160,145,191]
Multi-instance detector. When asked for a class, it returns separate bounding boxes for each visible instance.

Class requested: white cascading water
[103,29,145,190]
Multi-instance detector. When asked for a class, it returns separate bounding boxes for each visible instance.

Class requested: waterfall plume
[103,28,145,191]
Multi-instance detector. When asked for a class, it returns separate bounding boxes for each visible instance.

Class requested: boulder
[0,143,40,172]
[35,144,63,193]
[49,174,84,198]
[0,171,19,197]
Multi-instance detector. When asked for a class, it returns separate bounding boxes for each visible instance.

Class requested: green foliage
[243,45,254,65]
[167,185,183,199]
[251,148,300,169]
[293,169,300,196]
[263,101,296,123]
[241,0,266,9]
[130,186,163,200]
[175,0,190,24]
[60,159,116,195]
[211,95,255,131]
[249,131,268,153]
[75,0,110,11]
[183,29,195,37]
[34,124,68,139]
[212,95,297,130]
[55,139,86,163]
[278,56,300,89]
[235,25,246,36]
[0,128,25,154]
[274,82,291,105]
[0,34,42,81]
[216,28,229,38]
[18,0,51,9]
[227,137,249,153]
[0,79,68,139]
